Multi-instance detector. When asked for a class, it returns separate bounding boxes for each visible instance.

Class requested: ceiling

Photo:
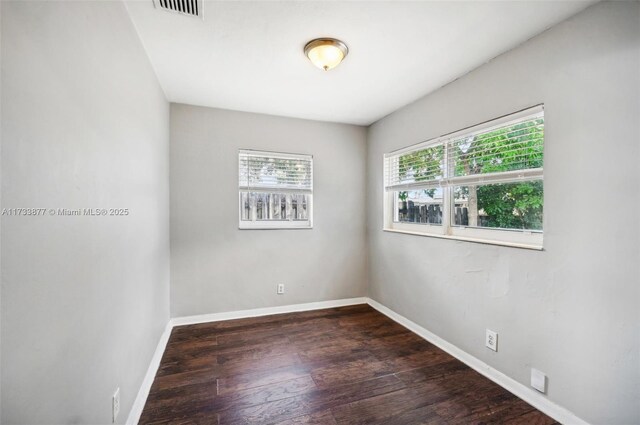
[125,1,595,126]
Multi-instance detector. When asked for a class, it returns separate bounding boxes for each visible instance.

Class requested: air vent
[153,0,203,18]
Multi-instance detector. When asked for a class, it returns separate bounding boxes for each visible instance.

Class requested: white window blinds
[384,143,444,191]
[384,106,544,191]
[239,150,313,193]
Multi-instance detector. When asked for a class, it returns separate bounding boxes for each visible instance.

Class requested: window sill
[382,228,543,251]
[239,223,313,230]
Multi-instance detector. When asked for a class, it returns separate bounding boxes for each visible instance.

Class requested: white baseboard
[126,320,173,425]
[365,297,589,425]
[127,296,586,425]
[170,297,368,327]
[125,297,367,424]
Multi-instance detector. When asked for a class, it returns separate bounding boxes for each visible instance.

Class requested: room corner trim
[125,297,367,424]
[169,297,368,327]
[126,297,584,425]
[365,297,590,425]
[126,320,173,425]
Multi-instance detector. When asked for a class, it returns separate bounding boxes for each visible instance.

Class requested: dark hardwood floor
[140,304,558,424]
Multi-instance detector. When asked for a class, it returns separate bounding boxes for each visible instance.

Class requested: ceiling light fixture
[304,38,349,71]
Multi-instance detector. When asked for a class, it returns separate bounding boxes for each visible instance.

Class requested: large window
[239,150,313,229]
[384,106,544,249]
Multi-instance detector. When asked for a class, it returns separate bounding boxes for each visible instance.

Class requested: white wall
[1,1,170,423]
[170,104,367,317]
[366,2,639,424]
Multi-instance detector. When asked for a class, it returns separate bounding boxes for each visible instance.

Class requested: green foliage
[398,145,444,183]
[466,119,544,230]
[452,119,543,177]
[398,118,544,230]
[396,144,442,204]
[477,181,543,230]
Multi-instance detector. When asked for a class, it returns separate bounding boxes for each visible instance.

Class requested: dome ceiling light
[304,38,349,71]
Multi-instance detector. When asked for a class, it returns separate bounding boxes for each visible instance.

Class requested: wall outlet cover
[531,368,547,393]
[277,283,285,295]
[485,329,498,351]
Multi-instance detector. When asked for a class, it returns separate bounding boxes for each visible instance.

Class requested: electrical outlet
[277,283,285,295]
[485,329,498,351]
[531,368,547,393]
[112,387,120,423]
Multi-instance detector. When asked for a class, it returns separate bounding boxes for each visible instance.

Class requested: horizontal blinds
[384,106,543,192]
[448,115,543,178]
[239,150,313,193]
[385,144,444,189]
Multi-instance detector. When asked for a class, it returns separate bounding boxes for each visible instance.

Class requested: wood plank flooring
[140,304,558,425]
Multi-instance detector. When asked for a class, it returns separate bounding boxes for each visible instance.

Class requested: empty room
[1,0,639,424]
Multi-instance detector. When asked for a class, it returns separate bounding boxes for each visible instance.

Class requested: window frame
[383,105,544,250]
[238,149,313,230]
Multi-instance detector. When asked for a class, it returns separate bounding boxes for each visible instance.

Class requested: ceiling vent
[153,0,203,18]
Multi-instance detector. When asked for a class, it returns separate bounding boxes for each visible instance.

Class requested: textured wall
[366,2,639,424]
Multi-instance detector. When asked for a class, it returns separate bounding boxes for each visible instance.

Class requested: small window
[384,105,544,249]
[239,150,313,229]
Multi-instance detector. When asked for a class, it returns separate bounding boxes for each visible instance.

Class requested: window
[239,150,313,229]
[384,105,544,249]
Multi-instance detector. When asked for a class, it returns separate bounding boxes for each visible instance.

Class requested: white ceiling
[125,0,594,126]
